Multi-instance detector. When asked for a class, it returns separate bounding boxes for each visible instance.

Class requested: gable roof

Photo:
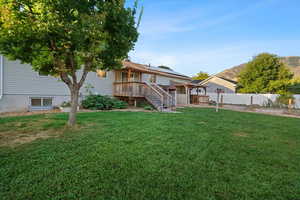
[122,61,191,81]
[199,75,238,86]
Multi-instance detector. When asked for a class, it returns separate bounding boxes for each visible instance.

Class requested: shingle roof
[148,66,189,78]
[122,61,191,80]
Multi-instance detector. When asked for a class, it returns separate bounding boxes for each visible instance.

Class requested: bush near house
[81,95,128,110]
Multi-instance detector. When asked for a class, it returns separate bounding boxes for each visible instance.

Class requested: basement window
[30,97,53,111]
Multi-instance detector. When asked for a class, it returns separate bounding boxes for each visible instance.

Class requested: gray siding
[0,94,71,113]
[204,82,236,93]
[3,58,114,96]
[0,57,114,112]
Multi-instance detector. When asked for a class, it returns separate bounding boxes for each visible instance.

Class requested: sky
[127,0,300,76]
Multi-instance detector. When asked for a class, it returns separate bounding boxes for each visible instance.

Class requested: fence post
[220,95,224,107]
[288,98,293,110]
[216,92,219,112]
[250,96,253,105]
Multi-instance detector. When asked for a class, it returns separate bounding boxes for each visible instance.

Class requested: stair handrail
[144,82,164,110]
[151,83,174,108]
[151,83,172,98]
[144,82,163,99]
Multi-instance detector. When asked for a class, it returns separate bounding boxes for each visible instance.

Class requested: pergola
[173,83,208,105]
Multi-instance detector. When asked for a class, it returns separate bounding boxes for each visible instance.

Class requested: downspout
[0,55,3,100]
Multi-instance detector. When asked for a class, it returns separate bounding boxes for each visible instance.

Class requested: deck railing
[151,83,175,108]
[114,82,145,97]
[114,82,170,111]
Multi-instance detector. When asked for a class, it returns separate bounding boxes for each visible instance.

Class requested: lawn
[0,108,299,200]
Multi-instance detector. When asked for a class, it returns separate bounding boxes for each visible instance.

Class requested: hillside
[218,56,300,81]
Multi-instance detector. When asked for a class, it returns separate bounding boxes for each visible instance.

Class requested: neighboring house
[0,56,203,113]
[195,75,238,94]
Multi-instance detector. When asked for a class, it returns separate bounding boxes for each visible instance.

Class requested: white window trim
[29,97,54,110]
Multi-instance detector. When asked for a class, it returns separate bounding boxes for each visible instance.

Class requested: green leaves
[0,0,140,75]
[192,71,210,81]
[238,53,294,94]
[81,95,128,110]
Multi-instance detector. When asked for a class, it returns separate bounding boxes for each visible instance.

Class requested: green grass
[0,108,299,200]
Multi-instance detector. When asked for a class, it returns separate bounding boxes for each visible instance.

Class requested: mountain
[218,56,300,81]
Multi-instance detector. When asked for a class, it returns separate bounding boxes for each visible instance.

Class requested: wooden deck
[113,82,145,97]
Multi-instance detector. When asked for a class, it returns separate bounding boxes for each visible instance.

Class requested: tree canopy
[0,0,141,125]
[158,65,173,71]
[192,71,210,81]
[238,53,293,94]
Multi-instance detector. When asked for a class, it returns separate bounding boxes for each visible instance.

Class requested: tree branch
[60,72,73,89]
[78,67,89,88]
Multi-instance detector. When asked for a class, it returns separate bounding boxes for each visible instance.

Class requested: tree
[0,0,141,126]
[192,71,209,81]
[158,65,173,71]
[238,53,293,94]
[288,78,300,94]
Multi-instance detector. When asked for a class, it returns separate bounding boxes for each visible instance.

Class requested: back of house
[0,56,199,113]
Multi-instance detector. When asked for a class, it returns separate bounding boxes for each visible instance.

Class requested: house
[0,55,205,113]
[193,75,238,94]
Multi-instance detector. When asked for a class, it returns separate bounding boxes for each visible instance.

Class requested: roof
[122,61,191,81]
[148,66,188,77]
[191,80,202,84]
[199,75,238,86]
[218,76,238,84]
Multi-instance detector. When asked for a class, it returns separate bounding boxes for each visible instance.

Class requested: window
[177,87,186,94]
[150,74,157,83]
[120,71,140,82]
[43,98,53,106]
[131,72,140,82]
[121,72,128,82]
[31,98,42,106]
[30,97,53,110]
[97,70,107,78]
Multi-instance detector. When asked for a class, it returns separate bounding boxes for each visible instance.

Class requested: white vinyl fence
[206,93,300,109]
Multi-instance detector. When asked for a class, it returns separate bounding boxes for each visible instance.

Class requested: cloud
[138,0,278,38]
[130,0,290,76]
[130,45,251,76]
[130,39,300,76]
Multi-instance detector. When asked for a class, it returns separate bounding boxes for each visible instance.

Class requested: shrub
[112,100,128,109]
[82,95,128,110]
[61,101,71,107]
[136,101,152,108]
[144,105,154,111]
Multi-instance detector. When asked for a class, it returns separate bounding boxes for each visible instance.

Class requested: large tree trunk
[59,59,89,127]
[68,87,80,126]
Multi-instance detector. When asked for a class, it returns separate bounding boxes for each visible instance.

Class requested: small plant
[137,101,151,108]
[61,101,71,108]
[144,105,154,111]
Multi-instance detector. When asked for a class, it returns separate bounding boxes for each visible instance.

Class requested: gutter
[0,55,3,100]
